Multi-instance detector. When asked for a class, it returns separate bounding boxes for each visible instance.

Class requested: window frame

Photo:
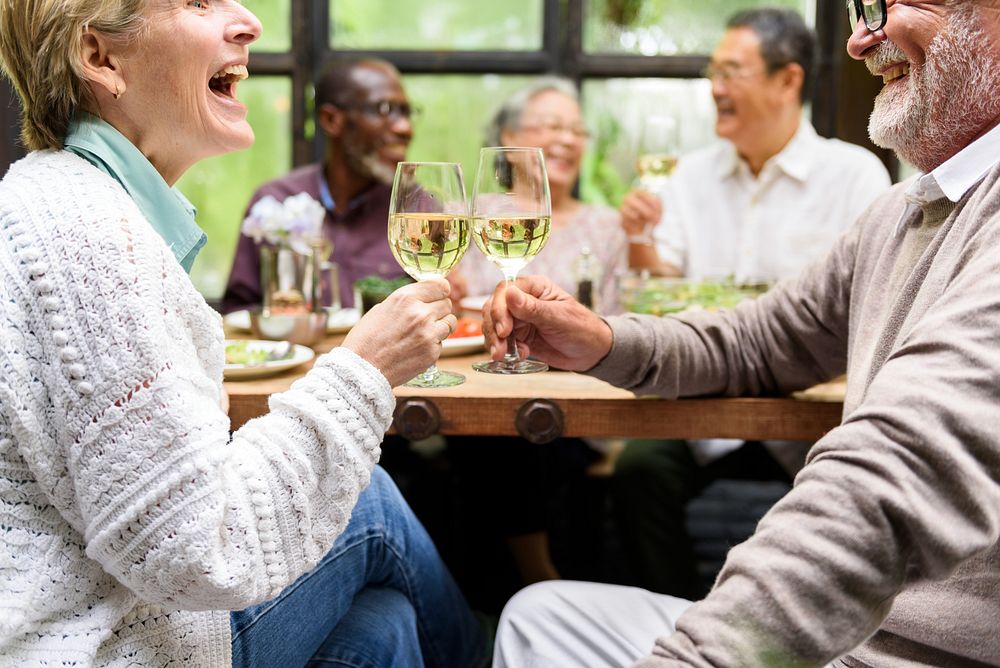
[0,0,894,177]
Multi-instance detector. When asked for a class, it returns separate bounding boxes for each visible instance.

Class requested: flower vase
[259,239,331,315]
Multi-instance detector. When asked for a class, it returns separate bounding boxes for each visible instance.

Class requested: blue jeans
[231,466,484,667]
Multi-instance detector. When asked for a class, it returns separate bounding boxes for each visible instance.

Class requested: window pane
[580,78,716,207]
[245,0,290,52]
[178,77,293,300]
[585,0,814,55]
[403,74,536,193]
[331,0,543,50]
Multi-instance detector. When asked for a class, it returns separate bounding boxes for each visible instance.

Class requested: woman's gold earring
[113,83,122,100]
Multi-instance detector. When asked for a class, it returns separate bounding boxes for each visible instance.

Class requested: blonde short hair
[0,0,147,151]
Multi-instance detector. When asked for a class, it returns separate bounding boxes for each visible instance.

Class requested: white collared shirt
[651,122,891,469]
[895,121,1000,235]
[653,122,892,282]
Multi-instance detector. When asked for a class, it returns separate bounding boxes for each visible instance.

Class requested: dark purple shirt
[221,164,406,312]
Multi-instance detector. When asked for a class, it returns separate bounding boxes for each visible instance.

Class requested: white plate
[440,335,486,357]
[224,308,360,335]
[459,295,489,315]
[224,340,315,380]
[326,308,361,334]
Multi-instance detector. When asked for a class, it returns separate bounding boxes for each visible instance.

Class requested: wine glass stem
[502,273,520,364]
[420,363,440,384]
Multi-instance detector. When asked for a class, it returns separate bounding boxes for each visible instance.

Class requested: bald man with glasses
[490,0,1000,665]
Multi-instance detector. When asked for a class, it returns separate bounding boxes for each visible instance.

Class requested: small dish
[225,308,360,335]
[326,307,360,334]
[251,311,329,346]
[224,339,315,380]
[440,335,486,357]
[459,295,489,316]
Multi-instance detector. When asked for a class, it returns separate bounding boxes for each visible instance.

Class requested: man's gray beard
[867,7,1000,172]
[342,132,396,185]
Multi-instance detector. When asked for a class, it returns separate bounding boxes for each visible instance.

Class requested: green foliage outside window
[585,0,812,54]
[330,0,543,50]
[243,0,290,52]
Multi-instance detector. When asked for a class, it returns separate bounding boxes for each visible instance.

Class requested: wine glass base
[472,359,549,375]
[403,369,466,388]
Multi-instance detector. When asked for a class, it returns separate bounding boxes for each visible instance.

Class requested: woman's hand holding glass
[470,146,552,374]
[385,161,470,387]
[342,278,456,388]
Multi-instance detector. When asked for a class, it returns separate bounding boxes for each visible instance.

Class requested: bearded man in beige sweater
[487,1,1000,667]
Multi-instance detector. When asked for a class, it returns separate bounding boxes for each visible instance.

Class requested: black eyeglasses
[342,100,420,122]
[847,0,887,32]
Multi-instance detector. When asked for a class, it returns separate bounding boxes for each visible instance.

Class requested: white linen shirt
[651,122,891,467]
[653,121,891,282]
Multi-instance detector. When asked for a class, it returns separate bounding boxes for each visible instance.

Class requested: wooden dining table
[225,332,847,444]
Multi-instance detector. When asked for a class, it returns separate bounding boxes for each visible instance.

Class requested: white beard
[867,6,1000,172]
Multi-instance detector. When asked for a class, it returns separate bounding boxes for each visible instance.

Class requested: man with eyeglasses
[613,5,892,606]
[490,0,1000,666]
[222,57,414,312]
[623,7,890,280]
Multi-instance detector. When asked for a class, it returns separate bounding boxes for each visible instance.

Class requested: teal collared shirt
[63,113,206,273]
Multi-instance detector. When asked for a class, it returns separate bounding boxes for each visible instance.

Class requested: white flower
[241,193,326,254]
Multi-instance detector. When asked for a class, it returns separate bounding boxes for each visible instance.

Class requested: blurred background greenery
[176,0,811,300]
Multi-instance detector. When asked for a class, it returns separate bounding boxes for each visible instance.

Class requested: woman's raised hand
[342,278,456,387]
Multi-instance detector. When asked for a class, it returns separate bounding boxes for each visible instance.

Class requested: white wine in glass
[633,115,679,244]
[387,162,470,388]
[636,115,679,189]
[389,212,470,280]
[635,153,678,183]
[471,147,551,374]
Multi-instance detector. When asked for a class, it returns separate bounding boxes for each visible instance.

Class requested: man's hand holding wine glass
[482,275,613,373]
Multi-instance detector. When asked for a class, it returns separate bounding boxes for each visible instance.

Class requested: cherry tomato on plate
[447,317,482,339]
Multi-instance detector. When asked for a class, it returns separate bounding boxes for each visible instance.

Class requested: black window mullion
[578,54,709,79]
[564,0,583,86]
[542,0,564,74]
[319,50,552,75]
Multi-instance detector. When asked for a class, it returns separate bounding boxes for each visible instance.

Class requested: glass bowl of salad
[618,273,772,316]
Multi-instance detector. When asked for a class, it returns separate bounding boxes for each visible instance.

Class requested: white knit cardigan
[0,151,395,666]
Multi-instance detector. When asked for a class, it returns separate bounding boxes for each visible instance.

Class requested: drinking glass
[633,115,679,244]
[470,147,552,374]
[387,162,471,387]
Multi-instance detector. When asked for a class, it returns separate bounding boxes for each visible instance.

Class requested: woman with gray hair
[456,76,628,314]
[0,1,483,666]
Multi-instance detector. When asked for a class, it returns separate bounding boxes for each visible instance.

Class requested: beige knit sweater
[592,165,1000,667]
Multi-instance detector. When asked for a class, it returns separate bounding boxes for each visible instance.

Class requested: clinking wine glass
[470,146,552,374]
[634,115,679,244]
[387,161,471,388]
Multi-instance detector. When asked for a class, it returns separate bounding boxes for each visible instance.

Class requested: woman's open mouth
[209,64,248,99]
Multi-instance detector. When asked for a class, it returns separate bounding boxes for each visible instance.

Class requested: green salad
[621,277,771,316]
[225,340,270,366]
